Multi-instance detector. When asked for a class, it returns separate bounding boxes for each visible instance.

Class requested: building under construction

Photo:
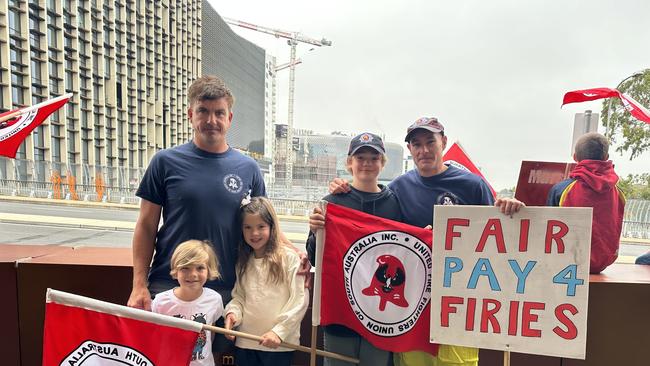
[272,125,404,198]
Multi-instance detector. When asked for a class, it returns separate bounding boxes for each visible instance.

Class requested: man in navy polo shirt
[127,76,306,340]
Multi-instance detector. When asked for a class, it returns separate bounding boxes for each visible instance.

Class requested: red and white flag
[312,203,438,356]
[562,87,650,124]
[443,141,496,198]
[619,93,650,125]
[0,93,71,158]
[43,289,200,366]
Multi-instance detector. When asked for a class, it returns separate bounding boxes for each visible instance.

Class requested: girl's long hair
[237,197,286,284]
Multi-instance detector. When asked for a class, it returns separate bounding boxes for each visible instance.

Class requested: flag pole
[0,93,73,123]
[310,326,318,366]
[204,324,359,364]
[46,289,358,364]
[0,109,26,124]
[311,201,328,366]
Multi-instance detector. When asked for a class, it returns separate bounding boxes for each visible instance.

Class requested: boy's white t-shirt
[152,288,223,366]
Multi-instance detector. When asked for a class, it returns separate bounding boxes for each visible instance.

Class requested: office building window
[9,9,21,34]
[67,131,76,164]
[11,85,25,106]
[52,137,61,162]
[10,48,22,63]
[48,27,58,48]
[29,33,41,49]
[31,60,43,85]
[33,125,46,161]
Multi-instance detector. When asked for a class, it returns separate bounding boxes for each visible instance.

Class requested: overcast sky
[209,0,650,189]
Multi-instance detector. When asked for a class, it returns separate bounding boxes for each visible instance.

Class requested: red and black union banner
[43,289,200,366]
[317,203,438,356]
[0,94,71,158]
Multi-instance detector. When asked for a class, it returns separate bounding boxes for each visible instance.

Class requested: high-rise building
[0,0,202,188]
[0,0,268,196]
[201,3,266,156]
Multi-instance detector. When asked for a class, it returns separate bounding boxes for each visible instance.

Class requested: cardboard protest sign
[514,161,576,206]
[430,206,591,359]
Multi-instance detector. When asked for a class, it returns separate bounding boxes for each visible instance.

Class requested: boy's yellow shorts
[394,345,479,366]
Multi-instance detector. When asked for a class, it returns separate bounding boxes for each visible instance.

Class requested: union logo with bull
[343,230,432,337]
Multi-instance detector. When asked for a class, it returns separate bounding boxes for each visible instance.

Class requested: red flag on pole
[562,87,619,104]
[314,203,438,356]
[0,93,71,158]
[43,289,200,366]
[562,87,650,124]
[443,141,496,198]
[619,93,650,125]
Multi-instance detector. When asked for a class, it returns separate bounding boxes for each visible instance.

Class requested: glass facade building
[0,0,267,192]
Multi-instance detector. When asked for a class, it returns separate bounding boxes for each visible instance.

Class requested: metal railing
[0,179,139,204]
[623,199,650,239]
[0,157,648,239]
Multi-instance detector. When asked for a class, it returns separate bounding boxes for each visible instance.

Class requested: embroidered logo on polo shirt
[223,174,243,194]
[437,192,460,205]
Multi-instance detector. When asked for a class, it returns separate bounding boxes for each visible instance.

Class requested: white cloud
[210,0,650,188]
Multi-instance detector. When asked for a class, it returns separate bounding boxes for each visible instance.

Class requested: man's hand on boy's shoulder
[329,178,351,195]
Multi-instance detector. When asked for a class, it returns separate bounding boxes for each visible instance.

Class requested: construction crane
[272,59,302,76]
[223,17,332,189]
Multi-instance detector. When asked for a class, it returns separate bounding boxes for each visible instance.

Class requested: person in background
[547,132,625,274]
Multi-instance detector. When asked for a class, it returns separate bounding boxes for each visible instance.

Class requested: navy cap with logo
[404,117,445,142]
[348,132,386,156]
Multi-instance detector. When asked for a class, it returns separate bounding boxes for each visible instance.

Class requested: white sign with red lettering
[430,206,592,359]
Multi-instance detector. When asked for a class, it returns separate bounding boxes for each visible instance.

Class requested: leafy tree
[617,173,650,200]
[600,69,650,159]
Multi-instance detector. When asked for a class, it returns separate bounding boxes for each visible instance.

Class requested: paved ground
[1,195,647,263]
[0,195,309,250]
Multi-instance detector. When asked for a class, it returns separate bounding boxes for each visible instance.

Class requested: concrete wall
[2,245,649,366]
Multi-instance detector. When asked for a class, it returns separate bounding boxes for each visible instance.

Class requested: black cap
[405,117,445,142]
[348,132,386,156]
